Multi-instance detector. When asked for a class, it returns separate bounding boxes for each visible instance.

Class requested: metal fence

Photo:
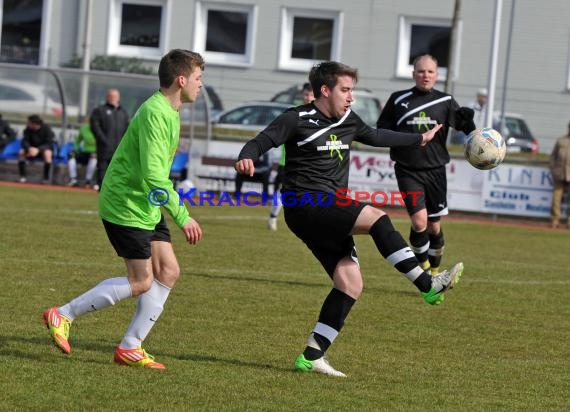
[0,63,212,145]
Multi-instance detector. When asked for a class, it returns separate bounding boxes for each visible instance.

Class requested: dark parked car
[181,85,224,123]
[211,101,290,141]
[271,84,381,127]
[450,112,539,153]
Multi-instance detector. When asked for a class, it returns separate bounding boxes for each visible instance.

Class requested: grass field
[1,183,569,411]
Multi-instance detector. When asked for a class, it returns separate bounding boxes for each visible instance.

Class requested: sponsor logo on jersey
[407,111,436,131]
[315,134,349,162]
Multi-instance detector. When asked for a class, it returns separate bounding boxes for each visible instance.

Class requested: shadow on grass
[0,335,293,372]
[190,271,327,289]
[171,352,293,373]
[189,271,414,298]
[0,335,115,362]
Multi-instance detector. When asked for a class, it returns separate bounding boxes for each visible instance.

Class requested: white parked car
[0,79,79,117]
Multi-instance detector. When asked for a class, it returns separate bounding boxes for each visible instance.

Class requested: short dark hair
[308,61,358,98]
[302,82,312,92]
[27,114,43,125]
[158,49,205,88]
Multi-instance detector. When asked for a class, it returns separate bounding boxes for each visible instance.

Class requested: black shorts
[395,164,448,218]
[284,195,364,277]
[102,215,171,259]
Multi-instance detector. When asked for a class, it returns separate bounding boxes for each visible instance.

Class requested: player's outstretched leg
[421,262,464,305]
[43,307,72,354]
[368,215,463,305]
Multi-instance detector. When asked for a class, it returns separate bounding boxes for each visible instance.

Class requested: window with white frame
[193,2,257,67]
[278,8,343,72]
[0,0,45,65]
[107,0,170,59]
[397,16,457,79]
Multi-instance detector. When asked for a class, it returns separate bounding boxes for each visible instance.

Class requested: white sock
[86,157,97,181]
[59,277,132,321]
[68,157,77,180]
[119,280,171,349]
[270,190,283,217]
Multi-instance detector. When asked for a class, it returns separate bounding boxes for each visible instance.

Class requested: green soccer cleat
[43,307,72,354]
[294,353,346,377]
[421,262,464,305]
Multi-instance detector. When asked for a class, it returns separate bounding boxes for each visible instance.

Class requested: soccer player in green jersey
[43,49,205,369]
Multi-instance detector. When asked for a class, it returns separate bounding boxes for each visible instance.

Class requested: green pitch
[1,184,569,411]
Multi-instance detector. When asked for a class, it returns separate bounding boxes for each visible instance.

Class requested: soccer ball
[464,127,506,170]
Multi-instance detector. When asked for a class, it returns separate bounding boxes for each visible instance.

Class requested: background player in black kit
[377,54,475,276]
[235,61,464,377]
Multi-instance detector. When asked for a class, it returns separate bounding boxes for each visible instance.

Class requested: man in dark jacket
[18,114,55,183]
[90,88,130,189]
[0,114,17,151]
[549,122,570,228]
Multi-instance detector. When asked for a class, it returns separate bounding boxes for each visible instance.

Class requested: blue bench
[0,138,21,161]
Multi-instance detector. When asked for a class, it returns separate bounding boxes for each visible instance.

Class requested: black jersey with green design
[377,87,465,170]
[237,103,423,196]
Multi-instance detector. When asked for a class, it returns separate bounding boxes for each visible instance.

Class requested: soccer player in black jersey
[377,54,476,276]
[235,61,464,377]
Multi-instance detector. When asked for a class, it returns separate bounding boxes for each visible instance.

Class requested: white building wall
[49,0,570,152]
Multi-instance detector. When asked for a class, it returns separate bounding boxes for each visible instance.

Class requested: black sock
[409,227,429,263]
[428,230,445,269]
[303,288,356,360]
[370,215,431,292]
[369,215,418,274]
[413,272,432,293]
[18,160,26,177]
[43,162,51,180]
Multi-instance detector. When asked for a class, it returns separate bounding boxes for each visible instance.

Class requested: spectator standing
[90,88,130,189]
[68,123,98,189]
[549,122,570,229]
[468,88,488,129]
[18,115,55,183]
[0,113,17,151]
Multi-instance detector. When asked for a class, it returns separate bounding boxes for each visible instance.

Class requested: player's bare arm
[235,158,255,177]
[421,123,443,146]
[182,218,203,245]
